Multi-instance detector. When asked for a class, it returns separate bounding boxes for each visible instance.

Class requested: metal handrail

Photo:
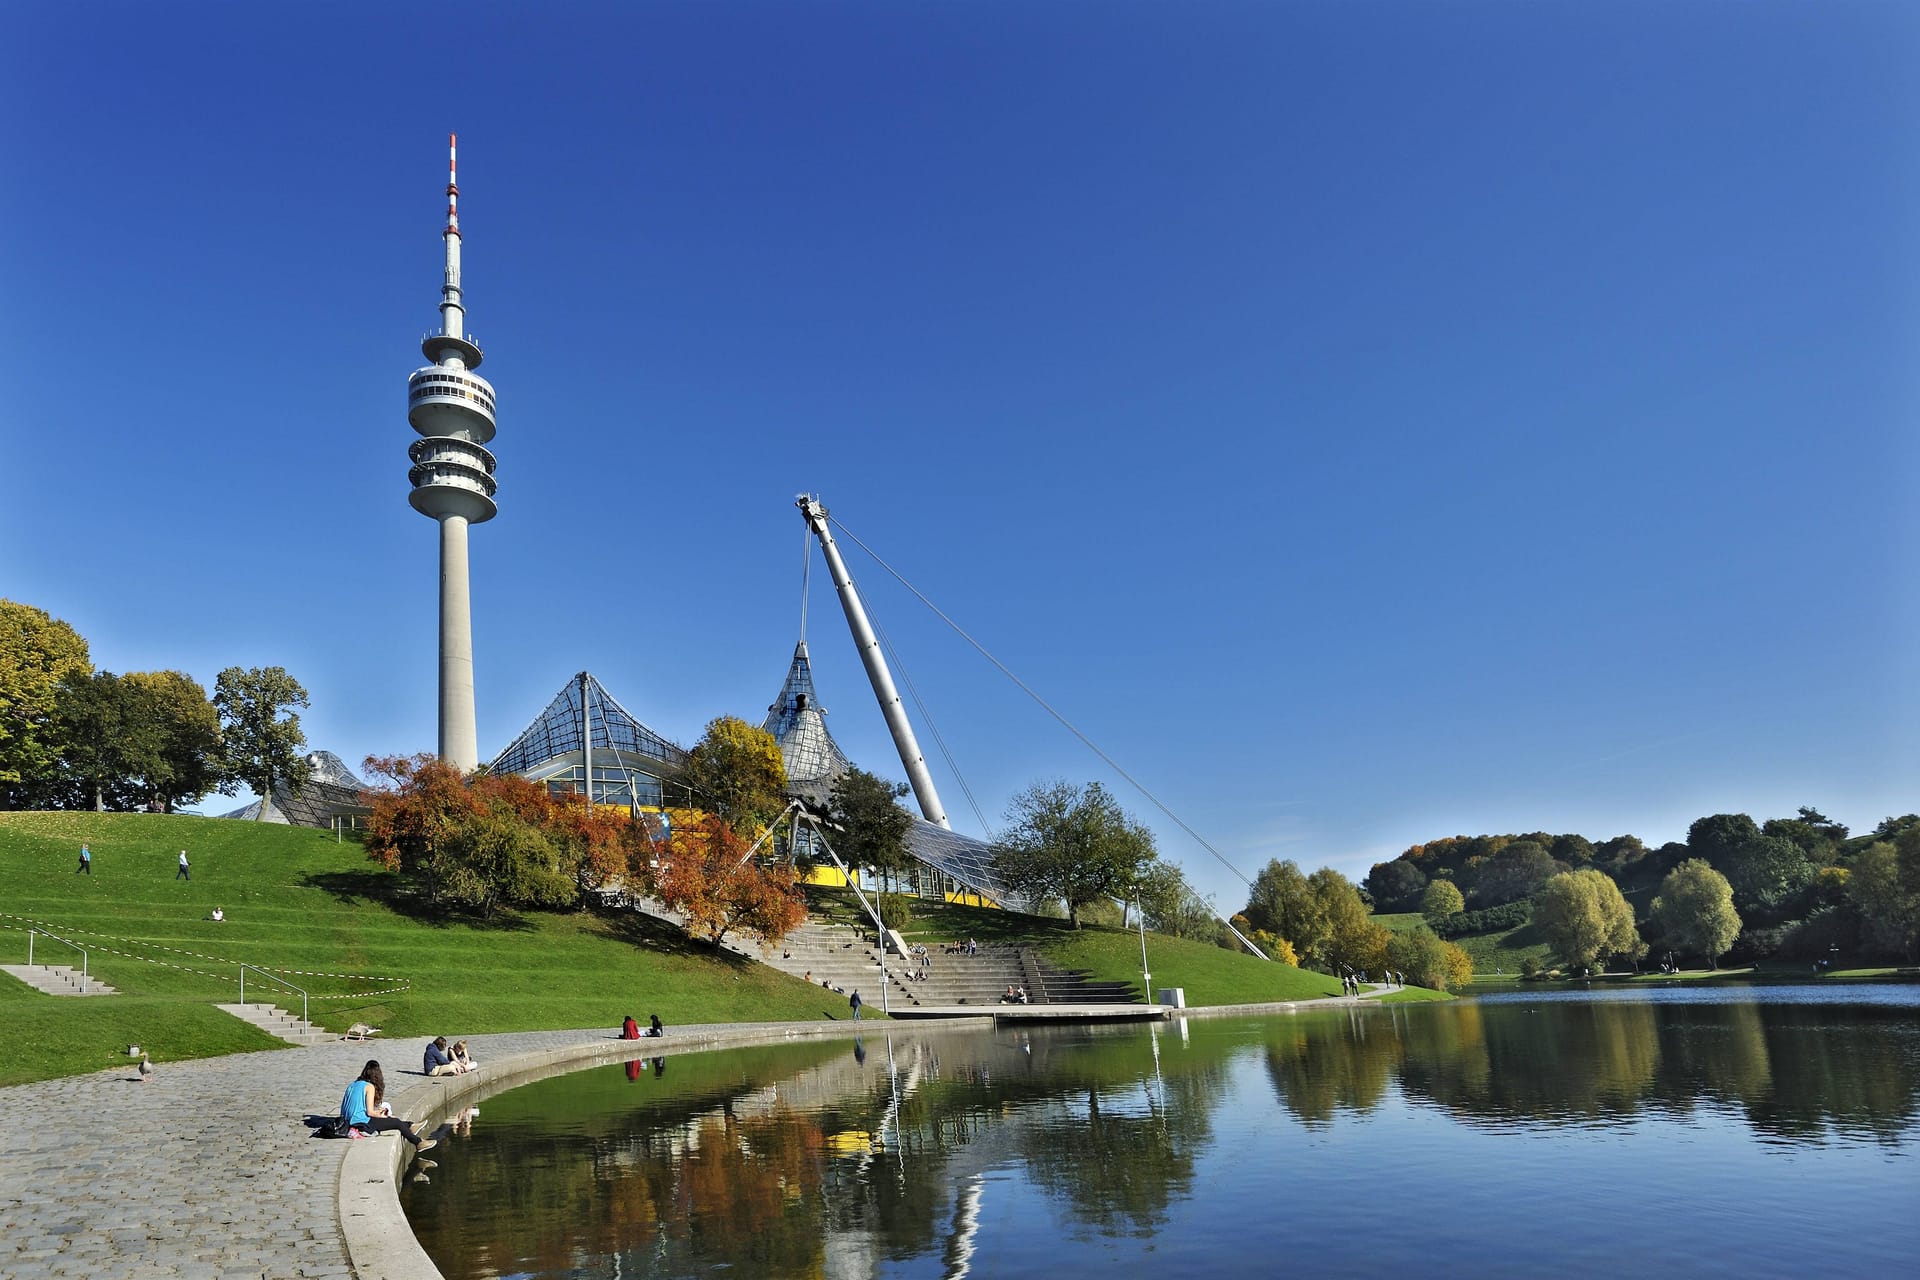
[27,929,89,993]
[238,963,308,1027]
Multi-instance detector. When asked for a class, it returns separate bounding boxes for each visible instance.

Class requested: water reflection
[403,987,1920,1279]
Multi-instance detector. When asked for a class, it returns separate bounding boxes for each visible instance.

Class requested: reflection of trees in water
[420,1000,1920,1278]
[1261,998,1920,1145]
[1262,1006,1401,1125]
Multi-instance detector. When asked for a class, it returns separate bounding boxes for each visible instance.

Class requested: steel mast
[797,496,949,828]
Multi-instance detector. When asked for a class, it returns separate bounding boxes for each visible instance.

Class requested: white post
[874,869,890,1015]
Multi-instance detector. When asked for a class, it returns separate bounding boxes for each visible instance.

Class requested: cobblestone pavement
[0,1023,858,1280]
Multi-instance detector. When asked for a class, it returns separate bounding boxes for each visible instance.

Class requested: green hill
[0,812,831,1086]
[810,891,1345,1005]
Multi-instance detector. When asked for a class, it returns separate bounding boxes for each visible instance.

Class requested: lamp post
[870,866,890,1015]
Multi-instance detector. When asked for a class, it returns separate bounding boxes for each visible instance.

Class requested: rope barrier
[0,912,411,996]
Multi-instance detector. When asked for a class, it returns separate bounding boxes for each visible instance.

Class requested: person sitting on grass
[424,1036,466,1076]
[342,1061,435,1151]
[208,907,224,923]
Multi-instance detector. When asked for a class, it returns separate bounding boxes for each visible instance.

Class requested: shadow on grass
[594,904,760,965]
[300,870,536,932]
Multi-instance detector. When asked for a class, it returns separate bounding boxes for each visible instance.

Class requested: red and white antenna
[445,132,460,239]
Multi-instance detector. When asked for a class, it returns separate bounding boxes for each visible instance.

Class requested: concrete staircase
[0,964,118,996]
[215,1002,333,1046]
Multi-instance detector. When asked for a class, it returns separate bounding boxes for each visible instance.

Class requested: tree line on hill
[1,599,315,815]
[1362,807,1920,971]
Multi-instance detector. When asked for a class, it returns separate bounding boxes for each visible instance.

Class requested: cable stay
[868,607,996,838]
[824,513,1269,959]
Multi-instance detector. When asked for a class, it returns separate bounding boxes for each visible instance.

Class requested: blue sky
[2,2,1913,910]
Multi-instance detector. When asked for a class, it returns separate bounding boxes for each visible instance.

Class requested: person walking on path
[175,850,190,880]
[850,989,863,1021]
[76,844,91,874]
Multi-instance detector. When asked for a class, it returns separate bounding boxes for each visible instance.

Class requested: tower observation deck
[407,134,495,771]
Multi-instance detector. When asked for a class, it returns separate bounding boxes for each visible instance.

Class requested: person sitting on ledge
[647,1014,665,1038]
[451,1039,477,1071]
[621,1015,641,1040]
[342,1061,435,1151]
[424,1036,465,1076]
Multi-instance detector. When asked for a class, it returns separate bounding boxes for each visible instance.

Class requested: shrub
[875,892,915,933]
[1434,900,1533,938]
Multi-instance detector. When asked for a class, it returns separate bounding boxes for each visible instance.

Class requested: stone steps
[215,1002,334,1046]
[0,963,118,996]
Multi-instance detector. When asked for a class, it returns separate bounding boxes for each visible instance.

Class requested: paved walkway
[0,992,1395,1279]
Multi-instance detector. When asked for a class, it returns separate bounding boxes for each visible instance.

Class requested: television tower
[406,134,497,771]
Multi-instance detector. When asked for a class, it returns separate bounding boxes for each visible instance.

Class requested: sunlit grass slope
[814,892,1345,1005]
[0,812,835,1086]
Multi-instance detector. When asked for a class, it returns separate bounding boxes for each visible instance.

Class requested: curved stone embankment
[0,995,1384,1279]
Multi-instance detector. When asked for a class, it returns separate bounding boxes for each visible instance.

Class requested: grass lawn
[1370,985,1453,1003]
[1449,918,1555,978]
[817,891,1348,1005]
[0,812,836,1086]
[1371,912,1426,933]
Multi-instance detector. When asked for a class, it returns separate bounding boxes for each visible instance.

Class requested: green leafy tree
[826,766,914,890]
[1550,833,1596,867]
[213,666,311,818]
[1384,925,1444,988]
[1719,834,1814,915]
[0,600,91,796]
[992,779,1157,928]
[1316,867,1386,974]
[681,716,789,835]
[122,671,224,811]
[1650,859,1742,968]
[1420,878,1464,923]
[1687,813,1761,865]
[1245,859,1330,963]
[1471,841,1563,906]
[1849,840,1920,959]
[1535,868,1641,972]
[48,672,141,811]
[1365,858,1427,910]
[1138,858,1216,940]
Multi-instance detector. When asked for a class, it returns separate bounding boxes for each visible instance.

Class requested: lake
[401,984,1920,1278]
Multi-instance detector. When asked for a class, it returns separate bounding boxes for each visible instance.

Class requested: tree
[826,767,914,890]
[0,600,91,796]
[652,814,806,948]
[1687,813,1761,865]
[992,780,1157,928]
[1138,858,1216,940]
[1244,860,1330,963]
[681,716,788,834]
[1471,841,1564,907]
[1650,859,1742,968]
[213,666,311,817]
[49,672,141,811]
[1719,834,1814,916]
[1315,867,1386,974]
[1850,840,1919,959]
[1420,878,1464,924]
[363,753,582,917]
[1365,858,1427,910]
[1534,869,1640,972]
[122,671,224,811]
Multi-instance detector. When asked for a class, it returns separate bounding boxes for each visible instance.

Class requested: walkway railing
[27,929,89,993]
[238,963,307,1026]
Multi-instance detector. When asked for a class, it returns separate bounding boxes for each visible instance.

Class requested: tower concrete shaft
[408,134,497,772]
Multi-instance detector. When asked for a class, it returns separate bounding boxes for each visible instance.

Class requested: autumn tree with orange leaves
[651,813,805,950]
[362,754,578,918]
